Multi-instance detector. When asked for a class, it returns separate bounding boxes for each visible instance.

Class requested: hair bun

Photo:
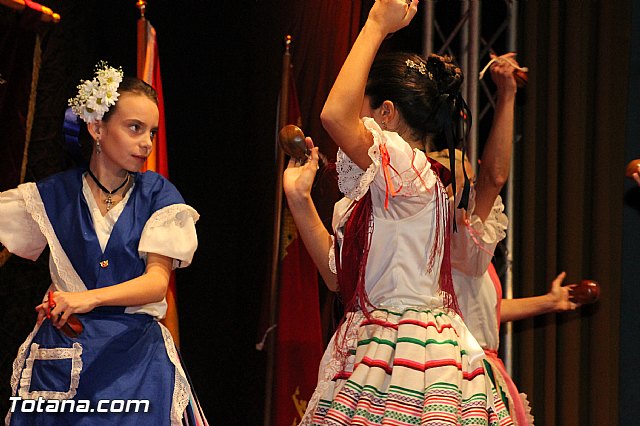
[427,54,463,96]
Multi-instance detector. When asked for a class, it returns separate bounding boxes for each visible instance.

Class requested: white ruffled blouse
[0,174,199,319]
[328,117,508,312]
[329,118,448,308]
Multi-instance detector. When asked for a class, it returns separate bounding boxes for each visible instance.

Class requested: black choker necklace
[87,169,130,211]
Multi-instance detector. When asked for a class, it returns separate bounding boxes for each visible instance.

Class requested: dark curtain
[513,1,629,424]
[0,5,69,416]
[621,1,640,423]
[0,10,32,192]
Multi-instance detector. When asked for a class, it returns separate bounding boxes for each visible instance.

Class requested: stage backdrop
[514,1,630,425]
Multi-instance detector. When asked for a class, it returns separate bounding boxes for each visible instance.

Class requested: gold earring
[95,139,102,154]
[381,121,387,130]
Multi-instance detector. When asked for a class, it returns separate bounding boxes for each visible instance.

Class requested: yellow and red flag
[271,44,324,426]
[137,16,179,344]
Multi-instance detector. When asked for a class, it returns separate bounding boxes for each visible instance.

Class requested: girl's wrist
[86,290,102,310]
[285,191,312,208]
[543,293,558,312]
[362,19,389,41]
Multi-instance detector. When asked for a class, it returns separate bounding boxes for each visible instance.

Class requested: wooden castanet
[278,124,309,161]
[514,69,528,88]
[61,315,83,338]
[625,159,640,178]
[569,279,600,305]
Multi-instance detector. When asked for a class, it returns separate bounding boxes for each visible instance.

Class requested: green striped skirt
[301,307,513,426]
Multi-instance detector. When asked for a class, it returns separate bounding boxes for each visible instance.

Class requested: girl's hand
[35,301,49,326]
[634,163,640,186]
[283,137,320,201]
[489,52,520,97]
[547,272,580,312]
[47,290,97,329]
[367,0,419,35]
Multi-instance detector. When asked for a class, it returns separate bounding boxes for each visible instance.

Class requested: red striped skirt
[301,307,513,426]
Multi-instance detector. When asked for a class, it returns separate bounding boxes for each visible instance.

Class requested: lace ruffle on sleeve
[466,194,508,245]
[337,118,437,206]
[336,119,383,201]
[138,204,200,269]
[328,234,337,274]
[0,186,47,261]
[451,192,508,277]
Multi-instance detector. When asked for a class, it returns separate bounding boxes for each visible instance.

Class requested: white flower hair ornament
[68,62,123,123]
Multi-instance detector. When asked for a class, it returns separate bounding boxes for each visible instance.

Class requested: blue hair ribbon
[63,107,83,164]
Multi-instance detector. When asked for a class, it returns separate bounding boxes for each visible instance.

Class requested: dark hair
[101,76,158,122]
[365,52,466,144]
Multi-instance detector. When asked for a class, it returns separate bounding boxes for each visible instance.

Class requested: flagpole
[263,34,292,426]
[136,0,147,78]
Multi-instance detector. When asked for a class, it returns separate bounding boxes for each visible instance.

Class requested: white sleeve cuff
[138,204,200,269]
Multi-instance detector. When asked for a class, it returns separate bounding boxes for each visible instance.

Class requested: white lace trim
[485,355,533,426]
[466,194,508,245]
[18,342,83,400]
[19,183,88,293]
[299,312,362,425]
[336,120,382,201]
[6,324,40,425]
[328,235,336,274]
[159,323,191,426]
[6,326,83,425]
[519,393,535,425]
[145,204,200,229]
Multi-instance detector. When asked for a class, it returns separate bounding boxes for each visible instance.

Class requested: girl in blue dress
[2,64,206,425]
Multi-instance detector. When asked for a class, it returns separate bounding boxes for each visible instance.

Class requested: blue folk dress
[0,168,201,426]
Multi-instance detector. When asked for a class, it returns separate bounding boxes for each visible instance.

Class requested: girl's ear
[86,121,103,141]
[381,100,402,128]
[380,100,395,118]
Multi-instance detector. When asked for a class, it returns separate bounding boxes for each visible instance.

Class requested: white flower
[68,62,123,123]
[81,106,101,123]
[103,88,119,107]
[79,80,95,96]
[98,67,123,87]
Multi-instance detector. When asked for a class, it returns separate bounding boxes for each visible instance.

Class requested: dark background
[1,1,638,425]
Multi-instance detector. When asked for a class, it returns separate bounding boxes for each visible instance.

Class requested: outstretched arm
[321,0,418,170]
[283,139,338,290]
[472,53,519,221]
[500,272,580,322]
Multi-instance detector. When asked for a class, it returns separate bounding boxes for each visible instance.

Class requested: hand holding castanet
[48,290,84,338]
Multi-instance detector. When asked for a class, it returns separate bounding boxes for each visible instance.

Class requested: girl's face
[95,92,159,173]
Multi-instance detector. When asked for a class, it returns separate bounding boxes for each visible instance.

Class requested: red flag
[272,56,324,426]
[137,18,168,176]
[137,17,179,345]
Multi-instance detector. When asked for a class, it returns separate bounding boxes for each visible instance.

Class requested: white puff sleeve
[337,118,439,200]
[451,190,508,277]
[0,186,47,260]
[138,204,200,269]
